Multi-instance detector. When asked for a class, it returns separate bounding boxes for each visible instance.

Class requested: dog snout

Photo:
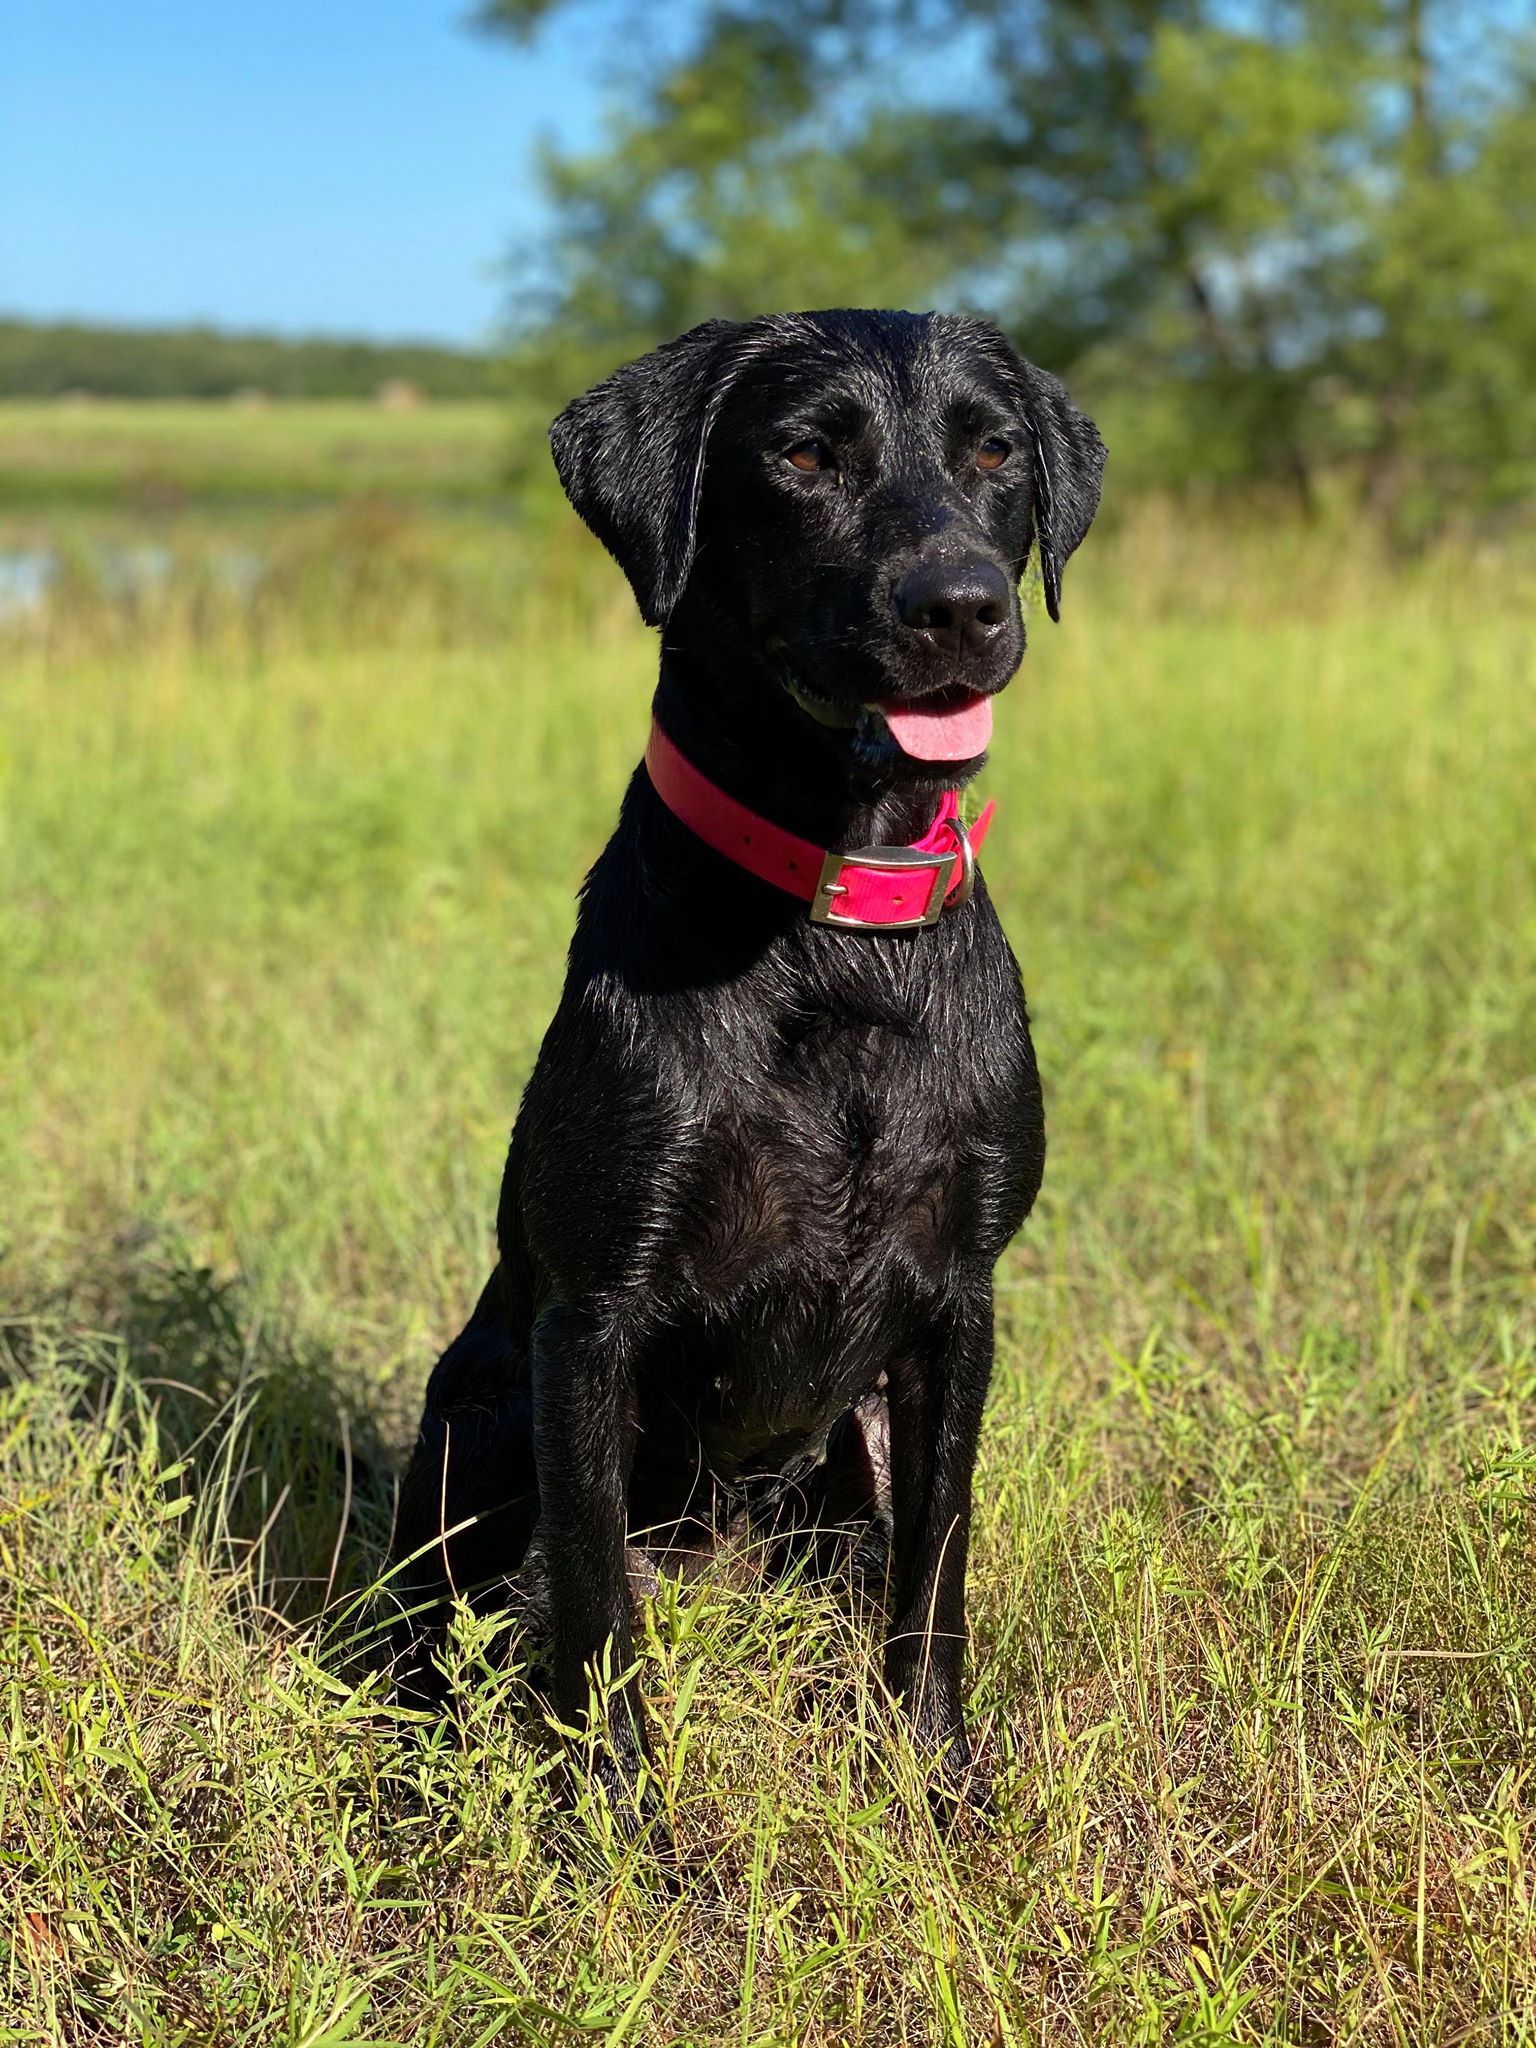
[893,559,1012,658]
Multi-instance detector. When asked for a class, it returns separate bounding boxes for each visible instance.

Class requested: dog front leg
[883,1281,994,1805]
[529,1301,654,1827]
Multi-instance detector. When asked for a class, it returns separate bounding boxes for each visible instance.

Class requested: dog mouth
[785,679,994,763]
[874,684,994,761]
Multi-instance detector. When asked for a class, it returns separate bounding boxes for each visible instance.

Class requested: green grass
[2,499,1535,2043]
[0,400,517,515]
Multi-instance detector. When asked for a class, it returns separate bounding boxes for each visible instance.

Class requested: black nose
[894,559,1012,656]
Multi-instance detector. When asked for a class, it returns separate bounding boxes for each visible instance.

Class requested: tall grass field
[2,403,1535,2044]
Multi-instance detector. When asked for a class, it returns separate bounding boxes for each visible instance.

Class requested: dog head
[551,310,1104,783]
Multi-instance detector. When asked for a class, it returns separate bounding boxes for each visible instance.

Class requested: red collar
[643,717,995,932]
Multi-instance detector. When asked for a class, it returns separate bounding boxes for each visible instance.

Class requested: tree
[481,0,1536,525]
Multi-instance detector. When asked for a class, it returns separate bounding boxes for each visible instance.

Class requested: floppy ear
[548,319,745,626]
[1019,362,1105,622]
[965,323,1105,622]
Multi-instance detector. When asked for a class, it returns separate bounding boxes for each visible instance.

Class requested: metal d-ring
[940,815,976,906]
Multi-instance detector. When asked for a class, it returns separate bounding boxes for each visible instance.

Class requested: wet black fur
[390,309,1104,1824]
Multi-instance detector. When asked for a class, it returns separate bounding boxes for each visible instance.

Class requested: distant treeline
[0,320,507,400]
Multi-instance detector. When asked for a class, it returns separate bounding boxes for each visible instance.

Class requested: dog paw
[907,1717,996,1829]
[928,1738,996,1827]
[555,1733,677,1870]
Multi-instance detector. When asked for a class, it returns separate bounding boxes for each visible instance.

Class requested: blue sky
[0,0,635,344]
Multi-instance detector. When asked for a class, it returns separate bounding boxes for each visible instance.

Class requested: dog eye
[975,437,1011,472]
[784,439,830,473]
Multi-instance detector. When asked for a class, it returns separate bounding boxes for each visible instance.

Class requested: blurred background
[5,0,1535,572]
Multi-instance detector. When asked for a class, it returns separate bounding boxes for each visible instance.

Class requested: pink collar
[644,717,995,932]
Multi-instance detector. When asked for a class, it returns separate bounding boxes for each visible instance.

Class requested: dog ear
[1019,364,1106,622]
[969,324,1105,622]
[549,320,745,627]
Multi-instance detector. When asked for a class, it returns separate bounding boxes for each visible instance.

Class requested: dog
[390,308,1104,1834]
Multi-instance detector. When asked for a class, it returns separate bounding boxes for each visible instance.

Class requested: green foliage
[0,319,508,401]
[4,457,1536,2033]
[483,0,1536,527]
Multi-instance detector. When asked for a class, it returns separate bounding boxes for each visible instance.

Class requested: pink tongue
[877,691,994,762]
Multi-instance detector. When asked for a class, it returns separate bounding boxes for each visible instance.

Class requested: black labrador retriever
[390,308,1104,1829]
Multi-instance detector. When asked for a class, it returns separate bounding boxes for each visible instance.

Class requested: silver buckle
[809,843,957,931]
[942,814,977,906]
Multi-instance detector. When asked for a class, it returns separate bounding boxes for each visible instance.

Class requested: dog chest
[670,1005,1008,1300]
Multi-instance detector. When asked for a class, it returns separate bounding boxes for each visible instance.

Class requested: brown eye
[976,437,1010,472]
[785,439,828,473]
